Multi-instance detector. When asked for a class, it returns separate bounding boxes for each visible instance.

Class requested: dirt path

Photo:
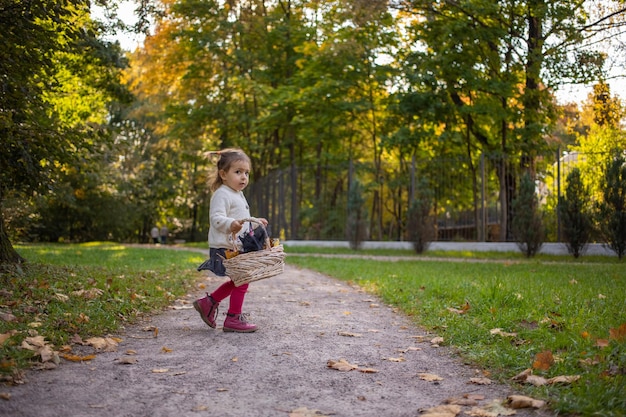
[0,264,551,417]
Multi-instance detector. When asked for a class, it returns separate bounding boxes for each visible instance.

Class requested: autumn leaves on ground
[1,243,625,416]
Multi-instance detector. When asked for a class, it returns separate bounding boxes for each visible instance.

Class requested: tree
[0,0,129,263]
[597,154,626,259]
[559,167,593,258]
[511,172,544,257]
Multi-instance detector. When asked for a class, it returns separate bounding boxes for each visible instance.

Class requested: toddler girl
[193,148,267,333]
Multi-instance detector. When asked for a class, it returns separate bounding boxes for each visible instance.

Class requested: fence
[245,150,601,243]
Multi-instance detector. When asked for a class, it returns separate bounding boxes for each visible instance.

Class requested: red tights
[210,281,249,315]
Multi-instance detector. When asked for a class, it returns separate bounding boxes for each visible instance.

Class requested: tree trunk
[0,202,25,265]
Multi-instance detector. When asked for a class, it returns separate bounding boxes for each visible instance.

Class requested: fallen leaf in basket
[418,372,443,382]
[327,359,359,371]
[507,395,545,409]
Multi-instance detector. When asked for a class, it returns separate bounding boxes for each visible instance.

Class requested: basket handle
[230,218,271,251]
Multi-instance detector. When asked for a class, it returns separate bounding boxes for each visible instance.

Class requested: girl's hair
[207,148,251,192]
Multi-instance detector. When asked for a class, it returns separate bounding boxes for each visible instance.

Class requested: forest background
[2,0,626,264]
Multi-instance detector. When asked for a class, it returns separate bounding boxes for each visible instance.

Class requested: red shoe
[193,293,219,328]
[223,313,258,333]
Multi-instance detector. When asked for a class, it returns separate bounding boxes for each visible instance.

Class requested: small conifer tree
[558,168,594,258]
[407,181,434,254]
[597,154,626,259]
[511,172,544,257]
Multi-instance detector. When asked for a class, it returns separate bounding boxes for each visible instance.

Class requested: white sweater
[208,185,252,249]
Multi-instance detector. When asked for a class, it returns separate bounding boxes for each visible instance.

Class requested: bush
[406,182,434,254]
[597,153,626,259]
[558,168,594,258]
[511,172,544,257]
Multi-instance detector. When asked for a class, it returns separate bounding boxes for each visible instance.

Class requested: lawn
[1,243,624,416]
[286,252,626,417]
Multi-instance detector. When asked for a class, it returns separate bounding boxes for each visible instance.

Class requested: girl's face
[220,160,250,192]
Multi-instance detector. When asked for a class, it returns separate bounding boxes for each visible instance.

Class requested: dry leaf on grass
[430,336,444,345]
[0,330,17,345]
[489,328,518,338]
[532,350,554,370]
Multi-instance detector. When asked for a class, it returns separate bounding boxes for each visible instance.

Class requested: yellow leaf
[327,359,358,371]
[420,404,461,417]
[469,377,492,385]
[161,346,172,353]
[418,373,443,382]
[61,353,96,362]
[507,395,546,409]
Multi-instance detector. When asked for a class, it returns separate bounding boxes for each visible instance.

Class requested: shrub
[511,172,544,257]
[406,182,434,254]
[597,153,626,259]
[558,167,594,258]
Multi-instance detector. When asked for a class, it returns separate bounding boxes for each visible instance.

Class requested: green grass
[1,243,206,378]
[2,243,624,415]
[286,254,626,416]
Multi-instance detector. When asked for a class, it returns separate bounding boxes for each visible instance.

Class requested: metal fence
[245,150,600,243]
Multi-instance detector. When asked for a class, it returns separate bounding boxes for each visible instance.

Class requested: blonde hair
[206,148,252,192]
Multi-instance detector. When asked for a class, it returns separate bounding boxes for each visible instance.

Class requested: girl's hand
[257,218,268,227]
[230,220,243,233]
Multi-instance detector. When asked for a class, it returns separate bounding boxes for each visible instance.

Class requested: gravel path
[0,264,551,417]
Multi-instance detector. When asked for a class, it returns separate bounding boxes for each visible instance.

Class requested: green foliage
[597,154,626,259]
[0,0,130,262]
[558,168,594,258]
[288,254,626,416]
[511,172,544,257]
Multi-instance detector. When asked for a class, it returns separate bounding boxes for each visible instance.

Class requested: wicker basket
[223,244,285,287]
[222,218,286,286]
